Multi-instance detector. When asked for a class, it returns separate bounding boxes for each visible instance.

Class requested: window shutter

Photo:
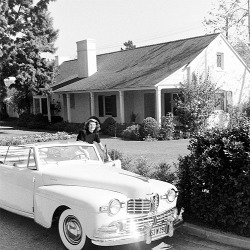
[98,95,104,117]
[111,95,117,117]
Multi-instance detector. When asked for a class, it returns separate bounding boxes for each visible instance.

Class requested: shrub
[27,113,48,129]
[177,125,250,237]
[17,113,35,127]
[151,162,178,184]
[101,117,117,135]
[139,117,160,140]
[158,114,176,140]
[108,123,127,137]
[51,116,63,123]
[122,124,140,140]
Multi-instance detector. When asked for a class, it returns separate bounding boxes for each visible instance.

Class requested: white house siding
[70,93,91,123]
[189,36,250,106]
[124,90,158,123]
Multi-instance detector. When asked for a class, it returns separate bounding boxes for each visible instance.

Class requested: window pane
[105,96,112,115]
[41,98,48,114]
[98,95,104,117]
[215,93,224,110]
[34,99,40,114]
[217,54,222,67]
[111,95,117,117]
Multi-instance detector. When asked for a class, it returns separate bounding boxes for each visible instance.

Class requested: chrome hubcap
[63,215,82,245]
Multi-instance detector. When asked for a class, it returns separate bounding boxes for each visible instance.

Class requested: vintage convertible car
[0,141,183,250]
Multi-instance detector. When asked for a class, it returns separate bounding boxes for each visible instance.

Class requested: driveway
[0,208,242,250]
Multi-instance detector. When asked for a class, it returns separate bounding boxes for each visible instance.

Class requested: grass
[0,118,190,165]
[101,136,190,165]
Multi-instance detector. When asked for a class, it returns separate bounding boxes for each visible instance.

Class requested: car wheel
[58,209,90,250]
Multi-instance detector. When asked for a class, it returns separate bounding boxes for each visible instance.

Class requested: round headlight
[167,189,177,202]
[108,199,121,215]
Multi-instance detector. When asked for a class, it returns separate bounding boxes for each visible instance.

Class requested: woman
[76,116,105,152]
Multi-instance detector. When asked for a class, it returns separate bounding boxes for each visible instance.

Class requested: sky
[47,0,214,58]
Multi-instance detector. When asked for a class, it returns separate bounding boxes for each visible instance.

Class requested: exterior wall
[124,90,156,124]
[189,36,250,106]
[70,93,91,123]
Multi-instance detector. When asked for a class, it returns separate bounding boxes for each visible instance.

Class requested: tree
[203,0,250,67]
[121,40,136,50]
[175,74,219,132]
[203,0,250,44]
[0,0,58,114]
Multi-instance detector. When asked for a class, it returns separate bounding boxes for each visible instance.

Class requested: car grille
[124,208,176,239]
[127,194,159,214]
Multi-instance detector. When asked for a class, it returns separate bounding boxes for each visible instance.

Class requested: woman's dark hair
[84,116,101,132]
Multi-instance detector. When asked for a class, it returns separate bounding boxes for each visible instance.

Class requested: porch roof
[53,33,220,93]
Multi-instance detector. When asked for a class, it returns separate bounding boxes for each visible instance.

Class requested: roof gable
[54,33,220,92]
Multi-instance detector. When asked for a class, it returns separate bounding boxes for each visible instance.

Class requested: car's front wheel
[58,209,90,250]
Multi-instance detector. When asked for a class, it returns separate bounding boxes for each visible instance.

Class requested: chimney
[76,39,97,78]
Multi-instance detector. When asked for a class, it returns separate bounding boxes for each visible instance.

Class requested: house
[33,33,250,124]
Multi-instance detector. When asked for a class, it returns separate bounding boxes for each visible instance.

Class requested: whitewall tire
[58,209,90,250]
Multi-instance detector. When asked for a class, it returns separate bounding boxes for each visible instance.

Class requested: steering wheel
[71,153,89,160]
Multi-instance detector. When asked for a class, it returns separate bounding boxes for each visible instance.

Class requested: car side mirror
[104,159,121,169]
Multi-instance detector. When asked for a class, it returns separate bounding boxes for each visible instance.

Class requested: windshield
[38,145,100,164]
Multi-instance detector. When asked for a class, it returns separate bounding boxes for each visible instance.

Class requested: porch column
[119,91,125,123]
[155,87,162,124]
[47,95,51,123]
[90,92,95,116]
[66,94,71,122]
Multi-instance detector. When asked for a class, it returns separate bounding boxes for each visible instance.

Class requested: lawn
[0,119,190,165]
[101,136,190,165]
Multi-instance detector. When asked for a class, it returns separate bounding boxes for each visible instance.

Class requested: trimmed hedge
[177,126,250,237]
[139,117,160,140]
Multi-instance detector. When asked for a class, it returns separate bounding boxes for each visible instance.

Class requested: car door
[0,147,39,215]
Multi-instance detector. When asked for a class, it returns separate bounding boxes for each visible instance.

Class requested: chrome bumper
[92,207,184,246]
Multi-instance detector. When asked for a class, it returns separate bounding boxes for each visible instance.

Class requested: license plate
[151,224,168,237]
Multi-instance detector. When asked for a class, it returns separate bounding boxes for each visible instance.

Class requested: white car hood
[41,162,169,198]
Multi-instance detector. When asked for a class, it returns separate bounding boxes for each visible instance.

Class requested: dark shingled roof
[53,33,220,92]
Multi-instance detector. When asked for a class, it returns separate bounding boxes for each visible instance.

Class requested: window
[215,93,224,110]
[217,53,224,69]
[33,97,47,115]
[105,96,112,115]
[164,93,183,116]
[34,99,40,114]
[215,91,233,111]
[98,95,117,117]
[41,98,48,114]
